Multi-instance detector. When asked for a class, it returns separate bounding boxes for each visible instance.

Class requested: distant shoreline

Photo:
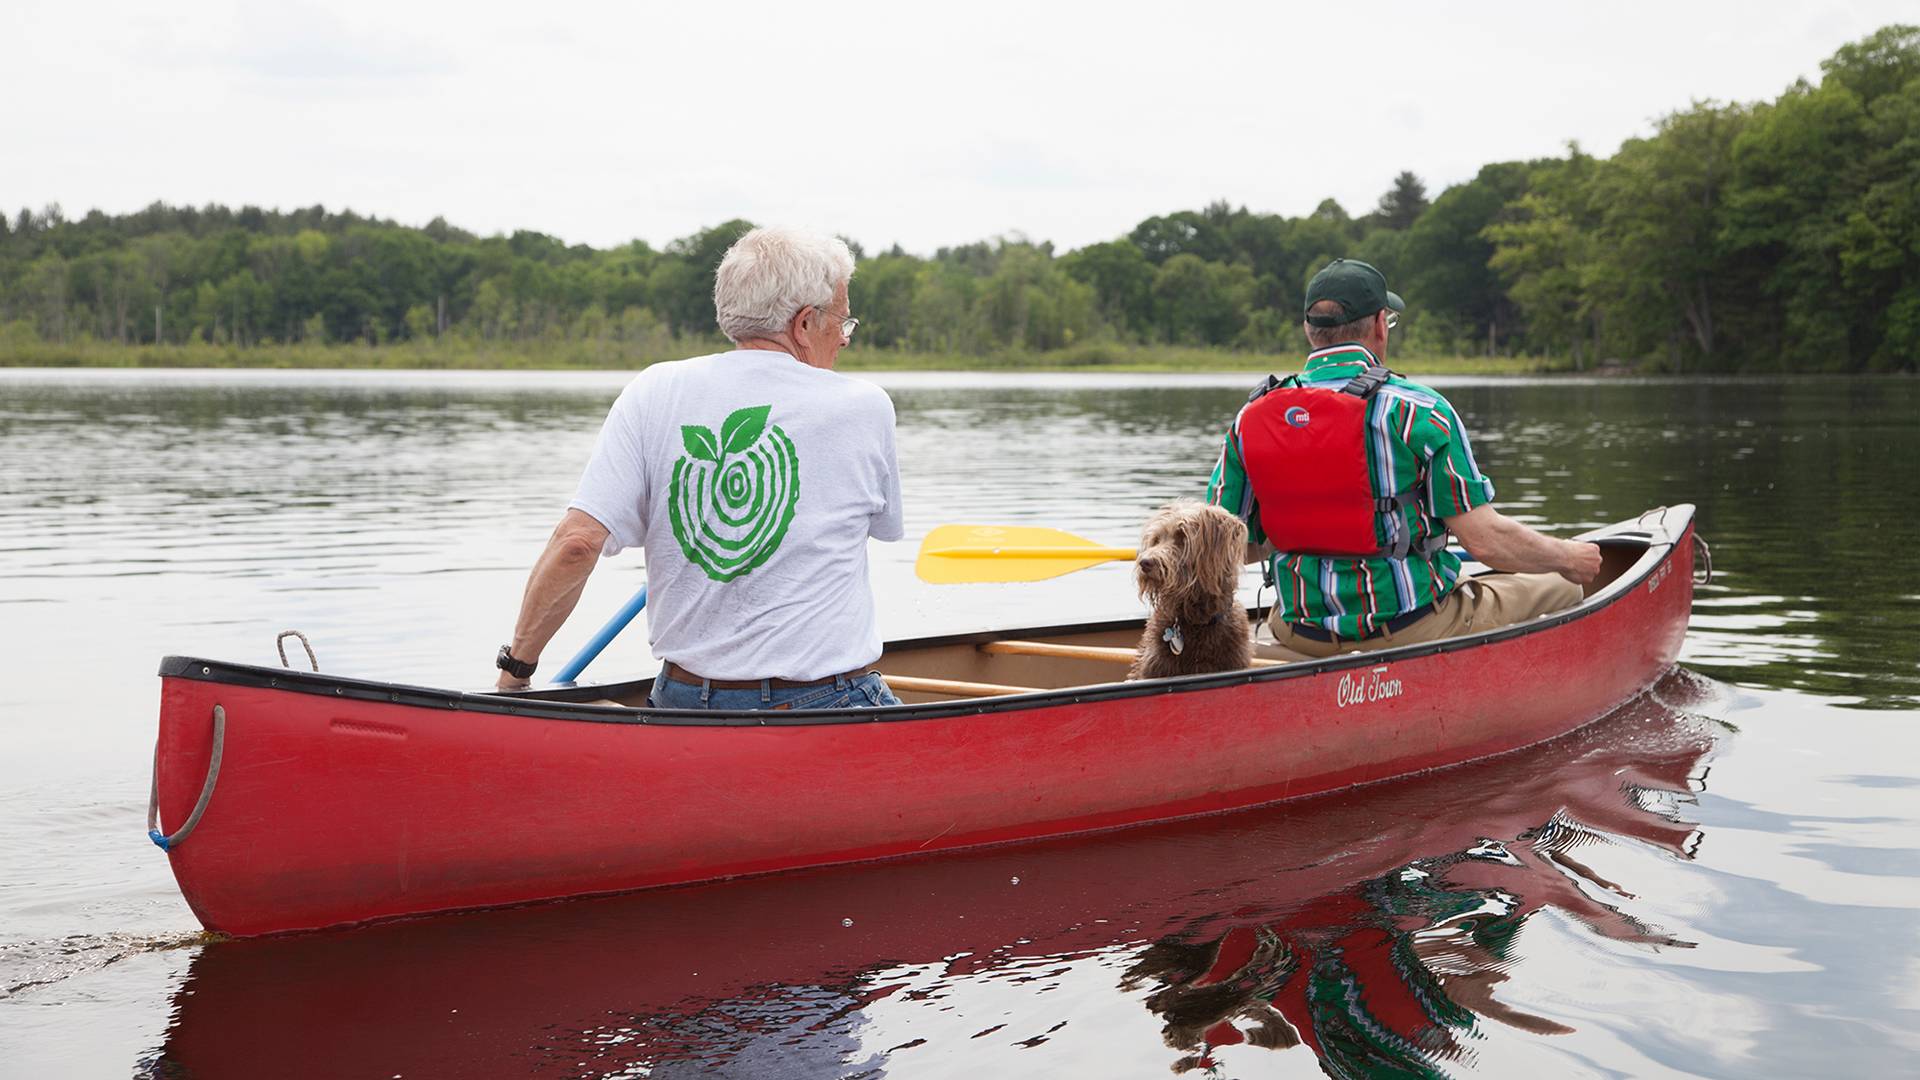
[0,342,1577,377]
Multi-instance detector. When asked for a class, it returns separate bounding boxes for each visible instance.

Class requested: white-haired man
[494,227,904,709]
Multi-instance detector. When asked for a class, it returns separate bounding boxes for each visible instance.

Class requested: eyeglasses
[1384,310,1400,330]
[809,307,859,339]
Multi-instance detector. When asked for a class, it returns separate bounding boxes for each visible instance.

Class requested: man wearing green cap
[1206,259,1601,659]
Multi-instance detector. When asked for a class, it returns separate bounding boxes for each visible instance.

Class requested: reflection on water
[1120,678,1716,1079]
[1433,379,1920,708]
[142,676,1720,1079]
[1123,800,1693,1077]
[2,370,1918,1077]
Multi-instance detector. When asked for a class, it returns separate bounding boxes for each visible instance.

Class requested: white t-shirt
[568,350,905,681]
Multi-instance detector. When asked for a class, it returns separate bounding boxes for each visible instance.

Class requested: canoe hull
[154,508,1696,936]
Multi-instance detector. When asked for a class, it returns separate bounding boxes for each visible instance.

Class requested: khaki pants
[1253,572,1582,662]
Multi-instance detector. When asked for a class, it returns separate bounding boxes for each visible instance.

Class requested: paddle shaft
[922,546,1137,560]
[552,584,647,684]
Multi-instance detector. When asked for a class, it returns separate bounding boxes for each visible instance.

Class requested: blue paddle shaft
[552,585,647,684]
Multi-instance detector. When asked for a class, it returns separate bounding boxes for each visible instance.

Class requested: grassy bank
[0,339,1575,376]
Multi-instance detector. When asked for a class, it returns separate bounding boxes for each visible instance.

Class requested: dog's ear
[1202,504,1247,550]
[1139,503,1179,550]
[1193,506,1248,591]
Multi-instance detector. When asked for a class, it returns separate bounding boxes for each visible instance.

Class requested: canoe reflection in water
[149,672,1721,1080]
[1122,822,1688,1075]
[1122,678,1713,1077]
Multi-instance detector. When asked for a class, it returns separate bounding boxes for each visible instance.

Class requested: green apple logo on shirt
[669,404,801,582]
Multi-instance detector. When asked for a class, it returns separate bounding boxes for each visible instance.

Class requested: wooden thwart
[884,674,1041,698]
[981,640,1139,663]
[982,639,1285,668]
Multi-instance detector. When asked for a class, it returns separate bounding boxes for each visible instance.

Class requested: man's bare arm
[1443,504,1602,585]
[495,509,612,689]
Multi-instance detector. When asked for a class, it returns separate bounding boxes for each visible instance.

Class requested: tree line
[2,25,1915,372]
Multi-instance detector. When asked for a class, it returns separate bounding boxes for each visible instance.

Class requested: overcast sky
[4,1,1912,255]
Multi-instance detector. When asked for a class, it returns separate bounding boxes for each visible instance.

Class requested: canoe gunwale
[156,506,1693,728]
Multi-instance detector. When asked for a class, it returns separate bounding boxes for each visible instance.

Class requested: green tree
[1485,148,1602,366]
[1721,25,1920,371]
[26,254,71,342]
[405,303,436,341]
[214,270,269,346]
[1584,101,1750,369]
[190,280,221,343]
[1130,211,1229,265]
[1843,73,1920,369]
[1152,254,1253,346]
[1375,171,1430,231]
[660,219,754,335]
[1821,24,1920,104]
[1060,239,1155,335]
[846,252,921,348]
[1403,162,1532,353]
[907,264,983,353]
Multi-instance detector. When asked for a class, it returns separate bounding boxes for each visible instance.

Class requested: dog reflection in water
[1129,500,1253,680]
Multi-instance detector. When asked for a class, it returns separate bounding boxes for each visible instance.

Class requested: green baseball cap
[1303,259,1405,327]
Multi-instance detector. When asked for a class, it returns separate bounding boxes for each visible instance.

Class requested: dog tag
[1162,624,1185,656]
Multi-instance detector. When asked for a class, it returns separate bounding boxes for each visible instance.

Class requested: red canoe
[150,506,1698,936]
[154,686,1718,1078]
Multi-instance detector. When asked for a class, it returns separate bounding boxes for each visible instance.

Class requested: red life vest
[1237,366,1435,560]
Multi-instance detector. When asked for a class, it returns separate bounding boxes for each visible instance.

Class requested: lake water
[1,368,1916,1078]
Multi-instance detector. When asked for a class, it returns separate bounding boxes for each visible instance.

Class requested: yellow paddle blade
[915,524,1137,584]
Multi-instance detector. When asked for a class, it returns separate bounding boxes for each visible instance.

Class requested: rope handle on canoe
[148,704,225,852]
[277,630,319,671]
[1636,507,1711,587]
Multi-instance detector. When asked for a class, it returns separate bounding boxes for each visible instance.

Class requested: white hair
[712,227,856,343]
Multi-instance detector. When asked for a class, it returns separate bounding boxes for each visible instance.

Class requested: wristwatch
[496,645,537,680]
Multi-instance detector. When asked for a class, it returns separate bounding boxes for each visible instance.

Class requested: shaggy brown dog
[1128,500,1253,680]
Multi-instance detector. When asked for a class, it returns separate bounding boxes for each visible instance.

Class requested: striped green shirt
[1206,344,1495,638]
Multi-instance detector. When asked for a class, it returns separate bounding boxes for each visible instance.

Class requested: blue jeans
[648,669,900,711]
